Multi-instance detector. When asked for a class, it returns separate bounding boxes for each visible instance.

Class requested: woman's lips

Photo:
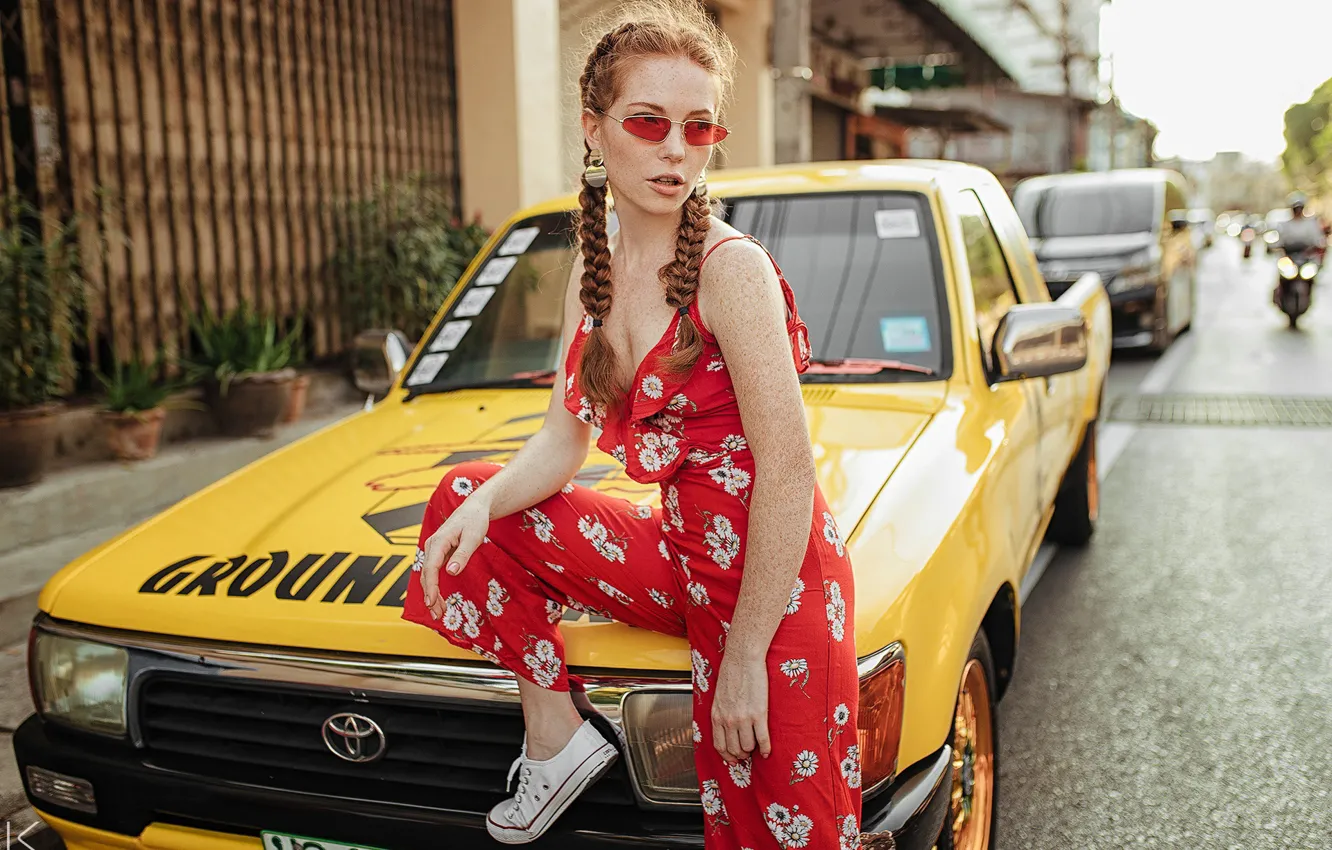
[648,178,686,196]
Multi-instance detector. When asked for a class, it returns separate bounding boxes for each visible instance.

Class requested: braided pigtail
[575,146,620,411]
[574,24,636,413]
[657,181,713,375]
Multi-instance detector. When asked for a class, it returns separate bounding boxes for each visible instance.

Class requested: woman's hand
[420,494,491,620]
[711,652,772,764]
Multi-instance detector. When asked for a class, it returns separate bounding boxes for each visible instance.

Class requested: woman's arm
[698,239,818,761]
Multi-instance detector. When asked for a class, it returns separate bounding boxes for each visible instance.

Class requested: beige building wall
[456,0,775,226]
[454,0,566,228]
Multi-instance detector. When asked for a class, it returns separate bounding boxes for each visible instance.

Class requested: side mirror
[351,328,413,397]
[991,303,1088,382]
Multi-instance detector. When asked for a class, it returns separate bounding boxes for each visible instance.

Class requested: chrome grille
[137,675,639,812]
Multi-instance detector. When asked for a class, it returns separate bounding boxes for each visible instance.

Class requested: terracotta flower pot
[204,369,296,438]
[101,406,167,461]
[0,403,62,488]
[282,372,312,424]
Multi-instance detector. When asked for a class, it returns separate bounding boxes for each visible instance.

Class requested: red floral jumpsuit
[402,235,861,850]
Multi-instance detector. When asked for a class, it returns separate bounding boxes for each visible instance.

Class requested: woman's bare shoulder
[699,219,771,283]
[696,220,782,333]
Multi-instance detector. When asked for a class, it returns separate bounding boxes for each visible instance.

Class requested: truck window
[726,191,948,377]
[956,189,1019,375]
[1016,181,1157,238]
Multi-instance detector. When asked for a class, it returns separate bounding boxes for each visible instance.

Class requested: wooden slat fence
[1,0,461,371]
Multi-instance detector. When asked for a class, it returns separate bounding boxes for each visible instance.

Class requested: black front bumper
[15,714,952,850]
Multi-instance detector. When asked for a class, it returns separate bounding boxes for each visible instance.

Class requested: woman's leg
[402,461,687,758]
[687,551,861,849]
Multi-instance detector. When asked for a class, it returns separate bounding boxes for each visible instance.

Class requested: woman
[402,2,859,847]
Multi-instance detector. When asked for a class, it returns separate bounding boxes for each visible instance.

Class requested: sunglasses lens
[684,121,728,146]
[622,115,672,142]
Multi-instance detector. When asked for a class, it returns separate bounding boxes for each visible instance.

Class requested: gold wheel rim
[1087,430,1099,522]
[950,658,994,850]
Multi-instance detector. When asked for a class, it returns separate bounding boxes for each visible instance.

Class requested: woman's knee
[432,461,501,509]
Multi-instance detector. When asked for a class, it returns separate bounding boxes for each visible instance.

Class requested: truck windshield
[402,191,948,395]
[1017,182,1157,238]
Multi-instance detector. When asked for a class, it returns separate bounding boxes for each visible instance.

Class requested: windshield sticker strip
[874,208,921,239]
[475,255,519,286]
[405,353,449,386]
[453,286,496,318]
[879,316,932,353]
[497,225,540,255]
[428,319,471,353]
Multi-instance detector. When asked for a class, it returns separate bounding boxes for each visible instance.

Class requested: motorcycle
[1240,225,1257,258]
[1274,246,1323,328]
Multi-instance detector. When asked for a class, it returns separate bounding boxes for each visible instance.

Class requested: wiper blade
[805,358,935,376]
[404,370,557,401]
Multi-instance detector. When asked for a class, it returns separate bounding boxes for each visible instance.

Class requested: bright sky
[1103,0,1332,163]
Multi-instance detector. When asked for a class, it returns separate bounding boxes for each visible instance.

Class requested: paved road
[997,238,1332,848]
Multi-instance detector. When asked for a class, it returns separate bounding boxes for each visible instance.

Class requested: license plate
[261,831,392,850]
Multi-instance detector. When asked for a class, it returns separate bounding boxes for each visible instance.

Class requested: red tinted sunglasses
[600,111,729,146]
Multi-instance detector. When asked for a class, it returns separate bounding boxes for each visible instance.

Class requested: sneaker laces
[502,743,549,824]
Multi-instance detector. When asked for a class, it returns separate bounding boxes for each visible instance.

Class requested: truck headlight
[32,632,129,736]
[621,690,697,803]
[1107,267,1158,295]
[857,644,906,793]
[1277,257,1299,280]
[1107,249,1160,295]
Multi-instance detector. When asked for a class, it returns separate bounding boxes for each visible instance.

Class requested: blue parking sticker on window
[475,256,518,286]
[880,317,931,353]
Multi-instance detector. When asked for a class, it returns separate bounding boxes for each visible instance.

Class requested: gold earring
[583,149,608,189]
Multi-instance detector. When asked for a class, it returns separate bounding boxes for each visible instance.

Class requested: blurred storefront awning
[811,0,1017,87]
[872,104,1010,135]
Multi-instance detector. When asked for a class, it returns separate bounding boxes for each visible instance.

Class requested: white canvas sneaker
[485,719,619,844]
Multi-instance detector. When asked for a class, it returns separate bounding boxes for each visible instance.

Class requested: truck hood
[40,385,943,671]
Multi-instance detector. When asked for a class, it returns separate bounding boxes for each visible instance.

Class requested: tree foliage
[1282,78,1332,196]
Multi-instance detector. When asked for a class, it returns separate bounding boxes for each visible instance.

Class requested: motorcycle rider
[1274,192,1327,254]
[1272,192,1326,315]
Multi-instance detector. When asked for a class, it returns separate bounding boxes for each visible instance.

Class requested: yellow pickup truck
[15,160,1110,850]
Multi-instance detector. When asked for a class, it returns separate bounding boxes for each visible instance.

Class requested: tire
[1047,419,1098,546]
[937,631,999,850]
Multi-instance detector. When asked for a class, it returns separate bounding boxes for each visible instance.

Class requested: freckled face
[584,55,721,216]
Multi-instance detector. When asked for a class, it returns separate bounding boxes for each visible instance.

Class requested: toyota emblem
[321,712,387,763]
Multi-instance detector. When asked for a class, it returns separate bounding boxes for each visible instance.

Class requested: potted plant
[94,352,196,461]
[0,195,86,488]
[281,321,313,424]
[333,173,489,341]
[182,303,300,438]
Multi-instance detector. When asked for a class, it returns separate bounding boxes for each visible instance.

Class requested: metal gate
[1,0,461,373]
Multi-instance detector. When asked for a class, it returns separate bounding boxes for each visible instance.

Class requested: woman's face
[584,55,720,217]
